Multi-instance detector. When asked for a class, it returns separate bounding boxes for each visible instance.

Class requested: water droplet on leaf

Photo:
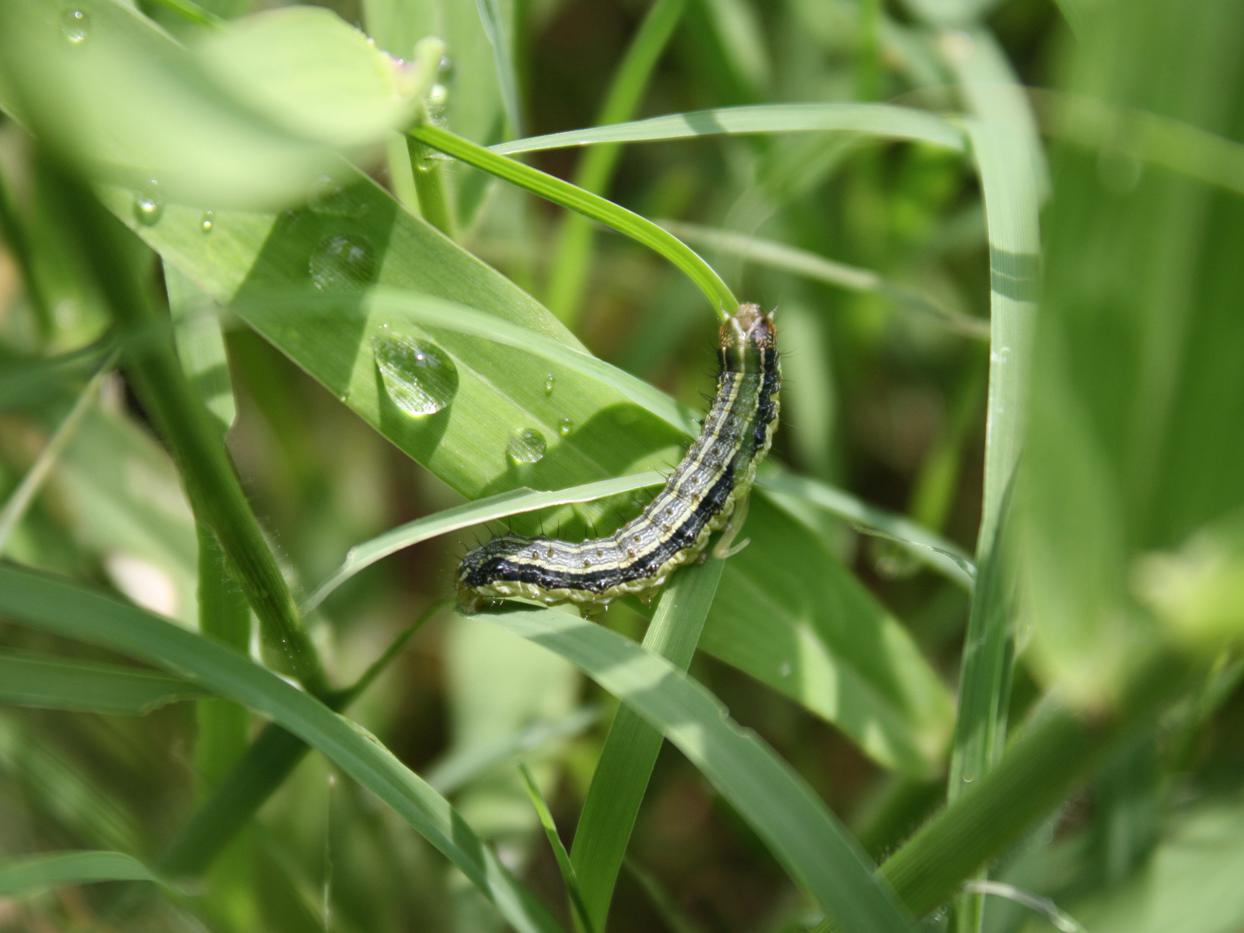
[373,334,458,416]
[133,180,162,226]
[506,427,547,465]
[558,418,574,437]
[199,210,215,234]
[309,235,377,290]
[62,8,89,44]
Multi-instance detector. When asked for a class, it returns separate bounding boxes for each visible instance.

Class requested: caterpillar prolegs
[457,303,780,612]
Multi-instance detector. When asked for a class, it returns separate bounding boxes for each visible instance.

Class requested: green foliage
[1,0,1242,930]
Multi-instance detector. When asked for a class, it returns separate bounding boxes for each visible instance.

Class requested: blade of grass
[158,604,442,878]
[939,27,1045,933]
[0,651,203,714]
[758,470,976,589]
[0,850,163,898]
[305,470,666,612]
[519,763,594,933]
[657,219,989,339]
[47,167,330,698]
[570,557,725,931]
[485,606,914,932]
[475,0,522,136]
[0,565,558,932]
[546,0,687,323]
[0,352,115,556]
[490,102,967,156]
[408,122,737,319]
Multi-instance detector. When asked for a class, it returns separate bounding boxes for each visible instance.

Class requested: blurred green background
[1,0,1243,930]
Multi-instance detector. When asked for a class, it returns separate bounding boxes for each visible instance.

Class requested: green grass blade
[940,28,1045,932]
[571,558,725,930]
[0,850,163,898]
[546,0,687,322]
[0,353,113,556]
[483,607,914,933]
[474,0,522,135]
[426,706,602,795]
[0,650,203,714]
[490,103,967,156]
[0,565,558,932]
[657,219,989,340]
[409,123,737,319]
[758,471,976,589]
[51,173,329,698]
[305,470,666,612]
[519,763,594,933]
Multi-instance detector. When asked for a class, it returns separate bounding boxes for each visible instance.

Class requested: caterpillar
[457,303,780,612]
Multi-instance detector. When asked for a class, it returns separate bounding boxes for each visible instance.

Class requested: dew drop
[62,7,89,44]
[133,180,162,226]
[372,334,458,417]
[199,210,215,234]
[543,372,556,396]
[557,417,574,437]
[506,427,547,466]
[309,235,377,291]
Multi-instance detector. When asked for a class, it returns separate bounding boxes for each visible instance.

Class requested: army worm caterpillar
[458,303,779,611]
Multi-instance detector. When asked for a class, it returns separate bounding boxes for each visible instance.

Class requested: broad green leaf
[0,565,559,933]
[0,0,423,207]
[0,650,203,713]
[0,850,162,898]
[193,7,425,148]
[480,607,914,933]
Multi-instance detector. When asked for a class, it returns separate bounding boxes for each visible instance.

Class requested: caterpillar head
[719,303,777,369]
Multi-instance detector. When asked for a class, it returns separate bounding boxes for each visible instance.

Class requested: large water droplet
[506,427,547,465]
[133,180,162,226]
[199,210,215,234]
[309,235,377,290]
[557,417,574,437]
[373,334,458,416]
[62,8,89,44]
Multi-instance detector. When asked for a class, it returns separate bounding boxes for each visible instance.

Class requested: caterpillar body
[458,303,779,611]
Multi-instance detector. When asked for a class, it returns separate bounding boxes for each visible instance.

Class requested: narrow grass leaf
[0,565,559,933]
[491,103,966,156]
[571,558,724,931]
[0,650,204,714]
[547,0,687,322]
[411,123,737,317]
[759,471,975,589]
[519,763,594,933]
[0,850,163,898]
[474,0,522,135]
[0,354,113,555]
[483,607,914,932]
[306,470,665,611]
[658,220,989,339]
